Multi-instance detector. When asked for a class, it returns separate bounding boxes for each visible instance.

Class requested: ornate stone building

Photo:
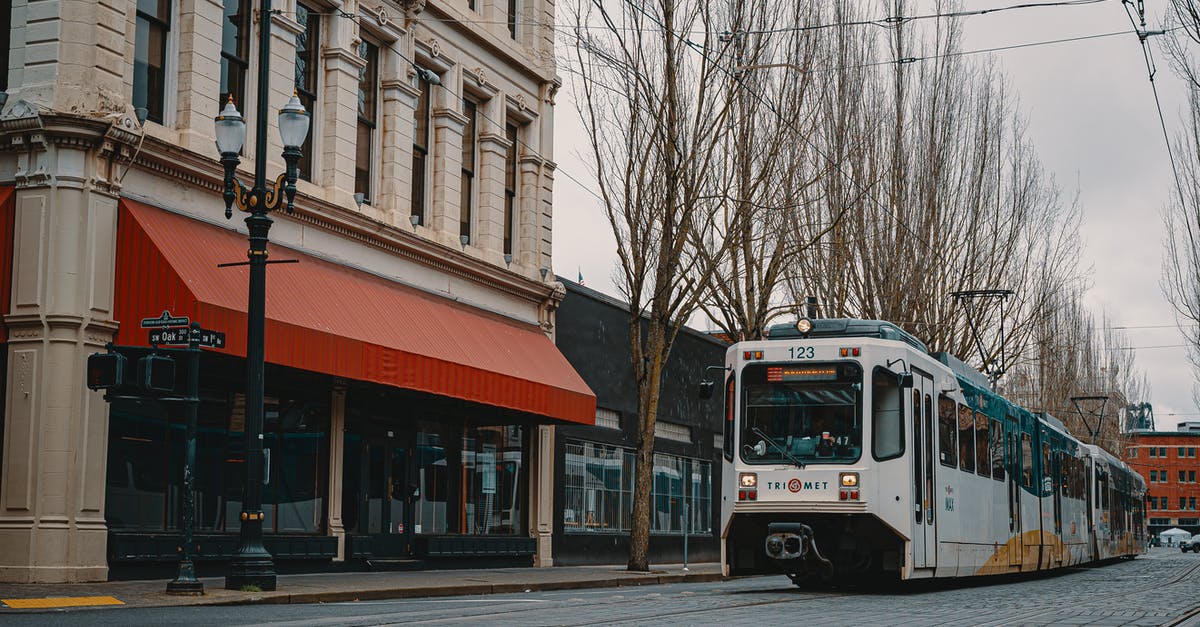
[0,0,590,582]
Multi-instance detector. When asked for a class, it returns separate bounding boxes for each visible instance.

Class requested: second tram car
[718,318,1146,585]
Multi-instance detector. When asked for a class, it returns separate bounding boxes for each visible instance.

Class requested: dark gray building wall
[553,279,726,566]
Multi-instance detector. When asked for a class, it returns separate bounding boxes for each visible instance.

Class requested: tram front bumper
[764,522,834,577]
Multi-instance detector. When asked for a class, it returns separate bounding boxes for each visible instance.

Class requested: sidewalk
[0,563,726,611]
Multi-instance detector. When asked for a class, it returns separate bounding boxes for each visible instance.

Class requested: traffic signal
[86,351,127,390]
[139,355,176,392]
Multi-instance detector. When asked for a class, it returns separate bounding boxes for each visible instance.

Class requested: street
[3,547,1199,626]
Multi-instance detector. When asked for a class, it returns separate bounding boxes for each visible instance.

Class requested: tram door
[1006,421,1023,568]
[912,370,936,569]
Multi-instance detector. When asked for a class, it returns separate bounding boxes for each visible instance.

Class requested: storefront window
[563,439,710,535]
[462,425,523,535]
[414,428,448,534]
[105,391,329,535]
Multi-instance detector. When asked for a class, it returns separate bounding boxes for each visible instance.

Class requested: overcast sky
[551,0,1199,429]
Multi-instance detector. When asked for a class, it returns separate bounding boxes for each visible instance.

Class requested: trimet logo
[763,480,829,492]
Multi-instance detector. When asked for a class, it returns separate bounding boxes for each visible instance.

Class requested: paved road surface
[7,547,1200,626]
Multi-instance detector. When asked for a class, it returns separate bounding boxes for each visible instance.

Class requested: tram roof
[766,318,929,353]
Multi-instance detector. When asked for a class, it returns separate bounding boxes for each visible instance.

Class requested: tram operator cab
[715,317,1145,586]
[718,318,921,585]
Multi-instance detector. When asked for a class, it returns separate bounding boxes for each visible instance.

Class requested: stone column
[327,383,347,560]
[530,424,555,567]
[318,14,366,203]
[174,0,225,154]
[517,156,541,268]
[377,75,419,229]
[429,106,467,248]
[0,115,123,583]
[475,129,511,265]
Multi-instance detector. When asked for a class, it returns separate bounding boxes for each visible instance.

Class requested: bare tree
[569,0,737,571]
[1160,1,1200,407]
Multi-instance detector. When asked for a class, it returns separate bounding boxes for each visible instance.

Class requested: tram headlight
[796,318,813,334]
[739,472,758,488]
[840,472,859,488]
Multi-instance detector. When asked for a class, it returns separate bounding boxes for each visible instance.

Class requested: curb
[198,571,729,607]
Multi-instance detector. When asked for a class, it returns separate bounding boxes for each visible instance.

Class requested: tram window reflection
[938,395,957,467]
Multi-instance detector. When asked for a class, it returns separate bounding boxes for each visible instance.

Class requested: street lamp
[215,87,309,590]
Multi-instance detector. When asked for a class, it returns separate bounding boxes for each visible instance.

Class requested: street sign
[148,326,226,348]
[141,310,190,328]
[191,328,226,348]
[149,327,190,346]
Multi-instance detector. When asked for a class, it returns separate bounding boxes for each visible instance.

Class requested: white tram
[718,318,1146,584]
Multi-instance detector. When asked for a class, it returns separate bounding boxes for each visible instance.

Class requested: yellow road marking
[2,596,124,609]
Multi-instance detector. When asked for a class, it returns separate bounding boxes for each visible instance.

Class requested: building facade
[554,280,725,565]
[1125,423,1200,538]
[0,0,588,583]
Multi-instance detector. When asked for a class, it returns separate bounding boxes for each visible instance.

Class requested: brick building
[1125,423,1200,538]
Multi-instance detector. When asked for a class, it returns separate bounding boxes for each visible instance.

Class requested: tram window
[1042,442,1052,494]
[722,375,735,462]
[1020,433,1033,488]
[871,368,904,461]
[938,395,957,467]
[913,390,922,523]
[989,419,1004,480]
[975,412,989,477]
[958,404,975,473]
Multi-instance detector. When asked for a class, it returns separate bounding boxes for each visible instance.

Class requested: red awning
[114,198,595,424]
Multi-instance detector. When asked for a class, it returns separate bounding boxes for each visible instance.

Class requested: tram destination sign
[148,326,226,349]
[140,310,190,328]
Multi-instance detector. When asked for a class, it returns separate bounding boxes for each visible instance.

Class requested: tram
[717,318,1146,585]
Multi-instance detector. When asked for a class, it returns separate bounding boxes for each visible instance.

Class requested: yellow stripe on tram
[2,596,124,609]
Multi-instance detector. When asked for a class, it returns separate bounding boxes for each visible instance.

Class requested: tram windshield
[740,362,863,464]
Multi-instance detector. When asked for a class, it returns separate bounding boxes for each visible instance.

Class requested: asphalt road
[7,547,1200,626]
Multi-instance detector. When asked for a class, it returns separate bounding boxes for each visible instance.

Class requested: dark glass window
[294,2,320,181]
[460,98,478,240]
[412,75,431,224]
[355,40,378,201]
[462,426,524,535]
[1161,446,1168,457]
[219,0,250,111]
[1182,470,1188,483]
[1021,433,1033,488]
[0,3,11,93]
[507,0,517,39]
[504,122,517,255]
[870,367,903,461]
[722,374,735,462]
[1150,447,1157,458]
[974,411,988,477]
[990,419,1004,480]
[937,395,956,467]
[958,404,974,473]
[134,0,171,124]
[106,393,329,534]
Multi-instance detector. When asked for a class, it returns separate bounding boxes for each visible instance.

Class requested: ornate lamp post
[214,84,310,589]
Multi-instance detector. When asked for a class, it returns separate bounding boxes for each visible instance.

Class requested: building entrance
[345,432,415,558]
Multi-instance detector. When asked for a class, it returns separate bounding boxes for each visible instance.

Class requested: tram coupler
[764,522,834,579]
